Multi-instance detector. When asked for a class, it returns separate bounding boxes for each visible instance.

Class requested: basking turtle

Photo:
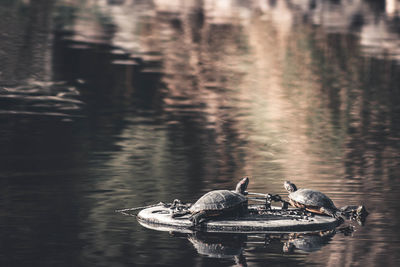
[284,181,342,218]
[172,177,249,226]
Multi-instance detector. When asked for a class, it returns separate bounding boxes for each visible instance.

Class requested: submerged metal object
[137,204,341,233]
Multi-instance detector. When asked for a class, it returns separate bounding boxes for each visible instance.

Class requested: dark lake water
[1,0,400,266]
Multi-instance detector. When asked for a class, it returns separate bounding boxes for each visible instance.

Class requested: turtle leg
[319,207,333,217]
[320,207,341,218]
[190,211,208,226]
[171,210,190,218]
[236,203,248,217]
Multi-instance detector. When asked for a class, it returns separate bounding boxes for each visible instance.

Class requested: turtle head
[235,177,249,194]
[284,181,297,193]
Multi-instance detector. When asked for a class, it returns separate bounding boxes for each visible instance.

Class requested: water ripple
[0,80,84,118]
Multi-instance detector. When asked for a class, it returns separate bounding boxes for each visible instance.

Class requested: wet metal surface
[136,205,340,233]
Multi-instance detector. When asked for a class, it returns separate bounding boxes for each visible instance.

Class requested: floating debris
[134,204,341,233]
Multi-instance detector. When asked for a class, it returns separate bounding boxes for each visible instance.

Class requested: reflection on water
[181,230,345,266]
[0,80,84,118]
[192,230,333,253]
[1,0,400,266]
[188,233,246,261]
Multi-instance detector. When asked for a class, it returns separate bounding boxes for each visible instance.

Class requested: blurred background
[0,0,399,266]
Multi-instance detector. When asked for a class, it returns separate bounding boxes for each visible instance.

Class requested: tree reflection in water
[1,0,400,266]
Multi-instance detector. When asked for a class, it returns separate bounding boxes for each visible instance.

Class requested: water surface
[1,0,400,266]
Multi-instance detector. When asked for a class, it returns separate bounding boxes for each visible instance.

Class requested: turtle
[283,181,342,218]
[172,177,249,226]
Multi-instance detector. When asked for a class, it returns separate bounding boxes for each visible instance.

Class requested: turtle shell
[189,190,247,213]
[288,189,336,209]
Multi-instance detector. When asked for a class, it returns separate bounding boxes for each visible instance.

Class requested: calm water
[1,0,400,266]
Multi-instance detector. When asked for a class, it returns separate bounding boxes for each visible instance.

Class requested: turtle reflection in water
[188,231,336,264]
[284,181,344,218]
[172,177,249,226]
[188,233,247,266]
[283,231,336,253]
